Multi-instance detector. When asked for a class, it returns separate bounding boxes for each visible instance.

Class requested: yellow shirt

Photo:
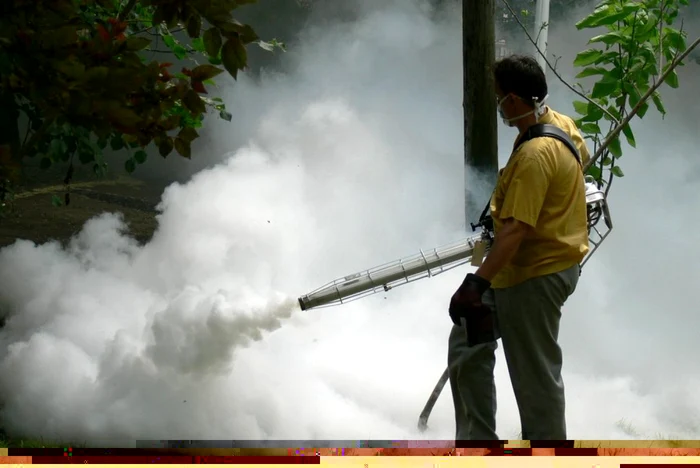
[490,108,590,289]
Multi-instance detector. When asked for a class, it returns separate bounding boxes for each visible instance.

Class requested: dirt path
[0,178,164,248]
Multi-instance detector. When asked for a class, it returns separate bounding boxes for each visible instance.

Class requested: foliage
[0,0,283,208]
[570,0,690,189]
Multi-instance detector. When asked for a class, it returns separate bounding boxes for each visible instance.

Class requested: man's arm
[474,217,531,282]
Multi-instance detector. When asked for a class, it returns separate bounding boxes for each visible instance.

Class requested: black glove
[449,273,499,347]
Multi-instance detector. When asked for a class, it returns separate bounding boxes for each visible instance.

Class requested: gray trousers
[447,264,580,440]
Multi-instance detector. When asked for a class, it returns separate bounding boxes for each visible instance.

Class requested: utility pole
[533,0,551,74]
[463,0,499,226]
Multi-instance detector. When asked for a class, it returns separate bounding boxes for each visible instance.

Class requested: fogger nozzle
[297,231,490,311]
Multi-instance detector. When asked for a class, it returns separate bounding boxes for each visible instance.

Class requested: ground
[0,173,165,248]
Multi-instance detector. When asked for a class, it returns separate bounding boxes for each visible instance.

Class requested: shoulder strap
[516,123,582,166]
[474,124,582,228]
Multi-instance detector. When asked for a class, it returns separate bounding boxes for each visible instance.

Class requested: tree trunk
[463,0,499,227]
[0,91,22,199]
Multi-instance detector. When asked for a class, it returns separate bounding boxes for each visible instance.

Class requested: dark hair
[493,54,548,106]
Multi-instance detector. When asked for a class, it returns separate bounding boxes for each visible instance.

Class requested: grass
[0,435,87,448]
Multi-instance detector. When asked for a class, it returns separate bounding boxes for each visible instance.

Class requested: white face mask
[498,94,549,127]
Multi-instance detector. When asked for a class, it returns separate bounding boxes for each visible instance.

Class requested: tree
[0,0,281,210]
[463,0,499,225]
[502,0,699,192]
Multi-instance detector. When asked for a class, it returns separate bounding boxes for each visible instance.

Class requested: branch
[118,0,139,21]
[584,35,700,172]
[500,0,620,125]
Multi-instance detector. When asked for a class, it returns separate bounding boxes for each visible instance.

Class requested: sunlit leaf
[574,49,604,67]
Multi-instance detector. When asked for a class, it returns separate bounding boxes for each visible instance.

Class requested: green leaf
[573,101,589,115]
[159,137,174,157]
[125,158,136,173]
[221,37,247,78]
[580,123,601,134]
[665,70,679,88]
[591,80,619,99]
[576,66,609,79]
[574,49,604,67]
[637,101,650,118]
[586,164,602,181]
[191,37,205,52]
[187,14,202,38]
[203,28,223,57]
[134,150,147,164]
[620,84,635,108]
[51,194,63,207]
[173,45,188,60]
[110,134,125,151]
[178,127,199,143]
[577,3,639,29]
[611,166,625,177]
[107,107,142,127]
[174,137,192,159]
[651,91,666,115]
[621,124,636,148]
[576,6,611,30]
[583,101,605,122]
[78,149,95,164]
[49,139,68,159]
[191,65,224,81]
[183,90,206,115]
[162,34,177,49]
[664,28,687,51]
[608,135,622,158]
[125,36,152,51]
[220,110,232,121]
[588,31,626,46]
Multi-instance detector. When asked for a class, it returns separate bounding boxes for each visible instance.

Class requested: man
[447,54,590,441]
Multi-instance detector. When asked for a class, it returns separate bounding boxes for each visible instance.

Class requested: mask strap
[504,94,549,124]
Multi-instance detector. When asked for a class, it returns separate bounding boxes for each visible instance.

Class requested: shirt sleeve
[498,152,552,228]
[566,119,591,166]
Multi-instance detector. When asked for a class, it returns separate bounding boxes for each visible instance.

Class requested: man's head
[493,55,548,128]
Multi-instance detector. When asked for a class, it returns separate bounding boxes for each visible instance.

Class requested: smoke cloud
[0,0,699,444]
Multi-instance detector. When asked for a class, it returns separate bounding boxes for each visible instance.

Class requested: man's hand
[449,273,491,326]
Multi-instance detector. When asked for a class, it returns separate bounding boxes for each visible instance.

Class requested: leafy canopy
[571,0,690,185]
[0,0,281,208]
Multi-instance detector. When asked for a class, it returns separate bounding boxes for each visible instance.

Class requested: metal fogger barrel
[298,230,491,311]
